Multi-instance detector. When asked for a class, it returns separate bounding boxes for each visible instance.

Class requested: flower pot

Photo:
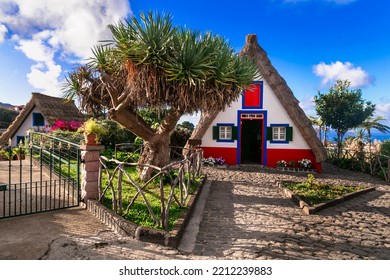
[84,133,97,145]
[16,154,25,160]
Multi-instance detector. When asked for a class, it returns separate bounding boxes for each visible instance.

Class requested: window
[267,124,293,143]
[32,113,45,126]
[273,126,286,141]
[219,126,232,140]
[242,82,263,109]
[213,124,238,142]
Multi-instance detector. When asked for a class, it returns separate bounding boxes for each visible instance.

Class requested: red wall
[202,147,237,165]
[267,148,321,172]
[201,146,322,172]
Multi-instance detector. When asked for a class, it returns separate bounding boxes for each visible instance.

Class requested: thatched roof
[240,34,327,162]
[0,92,85,145]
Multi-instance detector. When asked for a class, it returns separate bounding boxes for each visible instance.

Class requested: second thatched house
[200,34,327,172]
[0,92,85,147]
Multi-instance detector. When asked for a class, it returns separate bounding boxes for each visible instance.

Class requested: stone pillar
[80,144,104,201]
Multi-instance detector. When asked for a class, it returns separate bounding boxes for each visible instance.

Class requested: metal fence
[0,132,81,219]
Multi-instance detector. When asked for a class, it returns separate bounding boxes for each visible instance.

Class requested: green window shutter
[266,127,273,141]
[212,126,219,140]
[286,126,293,141]
[232,126,238,140]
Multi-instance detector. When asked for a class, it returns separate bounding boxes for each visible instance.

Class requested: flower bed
[276,174,375,214]
[276,158,315,173]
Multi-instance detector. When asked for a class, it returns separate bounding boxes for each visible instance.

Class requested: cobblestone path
[1,162,388,260]
[193,163,390,259]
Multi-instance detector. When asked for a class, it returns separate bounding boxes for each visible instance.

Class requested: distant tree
[314,80,375,155]
[64,11,257,180]
[0,108,18,128]
[358,115,390,144]
[179,121,195,132]
[308,115,327,144]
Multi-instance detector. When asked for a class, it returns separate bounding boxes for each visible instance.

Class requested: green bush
[380,140,390,157]
[98,119,136,148]
[49,130,84,144]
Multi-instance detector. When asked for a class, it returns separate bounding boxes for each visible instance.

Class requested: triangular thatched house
[0,92,85,146]
[201,34,327,172]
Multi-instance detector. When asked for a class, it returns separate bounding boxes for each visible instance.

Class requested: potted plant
[298,158,312,170]
[78,118,108,145]
[12,146,27,160]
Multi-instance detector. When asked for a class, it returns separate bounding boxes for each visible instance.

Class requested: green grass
[283,175,365,206]
[101,165,202,230]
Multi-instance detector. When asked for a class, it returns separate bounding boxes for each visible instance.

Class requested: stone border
[276,181,375,214]
[86,175,207,248]
[275,167,316,173]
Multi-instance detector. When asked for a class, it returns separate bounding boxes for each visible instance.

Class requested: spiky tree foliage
[64,11,257,180]
[358,115,390,144]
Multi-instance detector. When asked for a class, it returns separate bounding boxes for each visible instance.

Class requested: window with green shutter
[267,124,293,143]
[212,124,238,142]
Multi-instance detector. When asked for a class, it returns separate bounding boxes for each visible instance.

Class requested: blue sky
[1,0,389,126]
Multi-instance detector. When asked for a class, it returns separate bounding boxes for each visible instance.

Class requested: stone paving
[193,163,390,259]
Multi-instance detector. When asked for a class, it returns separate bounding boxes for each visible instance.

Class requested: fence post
[80,144,104,201]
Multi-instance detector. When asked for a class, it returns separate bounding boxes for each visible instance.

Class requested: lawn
[100,164,203,230]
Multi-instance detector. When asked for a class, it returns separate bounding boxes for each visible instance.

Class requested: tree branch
[110,108,155,141]
[157,108,183,135]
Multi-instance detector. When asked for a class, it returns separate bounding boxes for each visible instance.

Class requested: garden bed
[87,175,207,248]
[276,176,375,214]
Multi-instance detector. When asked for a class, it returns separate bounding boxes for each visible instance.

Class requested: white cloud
[375,103,390,122]
[0,24,7,43]
[0,0,131,96]
[299,94,316,116]
[313,61,373,88]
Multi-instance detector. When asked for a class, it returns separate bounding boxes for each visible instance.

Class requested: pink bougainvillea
[48,120,83,132]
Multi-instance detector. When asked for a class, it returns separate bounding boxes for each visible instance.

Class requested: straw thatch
[240,34,327,162]
[0,92,85,145]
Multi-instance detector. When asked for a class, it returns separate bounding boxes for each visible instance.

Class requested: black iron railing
[0,132,81,219]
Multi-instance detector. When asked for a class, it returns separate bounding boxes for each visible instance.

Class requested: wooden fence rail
[326,147,389,181]
[98,148,203,230]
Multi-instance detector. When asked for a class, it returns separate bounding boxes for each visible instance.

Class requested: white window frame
[272,126,286,141]
[219,126,232,140]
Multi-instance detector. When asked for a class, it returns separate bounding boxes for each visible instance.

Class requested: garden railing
[326,147,389,181]
[98,147,203,230]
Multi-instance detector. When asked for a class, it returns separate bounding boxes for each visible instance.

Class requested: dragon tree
[64,11,257,180]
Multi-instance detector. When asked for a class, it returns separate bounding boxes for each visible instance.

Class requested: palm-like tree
[308,115,328,145]
[64,11,258,180]
[359,116,390,145]
[309,116,322,141]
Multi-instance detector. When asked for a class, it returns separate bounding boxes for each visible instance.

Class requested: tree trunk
[183,110,219,156]
[138,133,171,181]
[111,107,182,181]
[336,130,344,158]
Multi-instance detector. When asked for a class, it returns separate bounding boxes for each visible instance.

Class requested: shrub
[380,140,390,157]
[98,119,136,148]
[276,160,287,167]
[49,119,83,132]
